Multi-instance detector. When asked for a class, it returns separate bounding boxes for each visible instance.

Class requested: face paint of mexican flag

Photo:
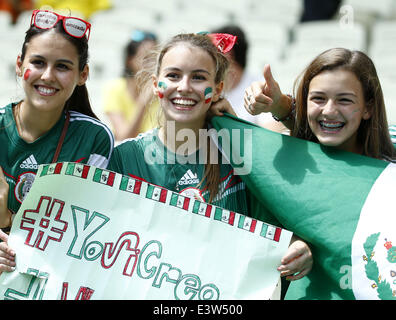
[204,87,213,104]
[158,81,167,99]
[24,69,31,81]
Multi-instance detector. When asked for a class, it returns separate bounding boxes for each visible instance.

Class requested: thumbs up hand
[244,64,293,122]
[244,64,282,114]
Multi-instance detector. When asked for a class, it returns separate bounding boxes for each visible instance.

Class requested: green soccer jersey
[1,103,114,214]
[108,128,249,215]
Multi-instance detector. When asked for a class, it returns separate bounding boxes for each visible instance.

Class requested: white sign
[0,162,292,300]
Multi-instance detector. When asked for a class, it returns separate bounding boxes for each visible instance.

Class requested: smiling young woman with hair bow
[108,32,313,291]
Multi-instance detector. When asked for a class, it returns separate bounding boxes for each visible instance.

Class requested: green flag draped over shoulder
[211,114,396,300]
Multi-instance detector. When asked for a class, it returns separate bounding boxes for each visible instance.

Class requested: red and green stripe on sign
[192,200,212,217]
[40,163,63,176]
[170,192,190,210]
[238,215,257,232]
[238,215,281,241]
[214,207,235,225]
[119,176,142,195]
[146,184,167,203]
[93,168,115,186]
[260,223,282,242]
[65,163,89,178]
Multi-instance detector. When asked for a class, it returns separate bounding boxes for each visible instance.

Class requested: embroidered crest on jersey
[180,187,205,202]
[15,171,36,203]
[20,154,39,169]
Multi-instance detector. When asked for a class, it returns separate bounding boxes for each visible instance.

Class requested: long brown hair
[292,48,396,162]
[137,33,230,202]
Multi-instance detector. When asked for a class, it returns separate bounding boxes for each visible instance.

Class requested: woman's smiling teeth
[35,85,58,96]
[171,97,197,107]
[319,120,345,131]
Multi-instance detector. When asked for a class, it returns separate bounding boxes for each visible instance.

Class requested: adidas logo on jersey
[177,169,199,186]
[20,155,39,169]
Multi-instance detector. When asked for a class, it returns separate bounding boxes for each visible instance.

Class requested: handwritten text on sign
[0,162,292,300]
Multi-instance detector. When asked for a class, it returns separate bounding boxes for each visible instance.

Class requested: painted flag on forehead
[211,114,396,300]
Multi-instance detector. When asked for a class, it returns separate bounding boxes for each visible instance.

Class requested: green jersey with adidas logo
[108,128,249,215]
[0,103,115,215]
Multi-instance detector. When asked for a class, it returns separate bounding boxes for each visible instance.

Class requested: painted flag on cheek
[204,87,213,104]
[24,69,31,81]
[211,114,396,300]
[158,81,167,99]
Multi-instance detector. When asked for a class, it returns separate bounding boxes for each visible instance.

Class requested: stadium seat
[232,0,302,27]
[370,21,396,61]
[285,20,367,67]
[343,0,396,19]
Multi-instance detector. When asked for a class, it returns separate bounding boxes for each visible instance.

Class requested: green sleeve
[107,140,144,177]
[89,126,115,169]
[107,146,123,173]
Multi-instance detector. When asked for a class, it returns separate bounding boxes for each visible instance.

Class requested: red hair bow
[208,33,237,53]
